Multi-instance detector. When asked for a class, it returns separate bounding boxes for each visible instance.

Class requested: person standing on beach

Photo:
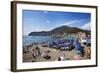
[74,39,84,57]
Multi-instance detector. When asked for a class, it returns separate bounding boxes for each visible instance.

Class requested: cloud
[55,19,91,31]
[61,20,79,27]
[55,20,80,28]
[79,22,91,30]
[56,19,86,28]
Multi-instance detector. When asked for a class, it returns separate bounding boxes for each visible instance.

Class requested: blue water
[23,36,60,46]
[23,35,74,46]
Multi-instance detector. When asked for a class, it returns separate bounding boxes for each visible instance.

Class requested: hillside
[28,25,90,36]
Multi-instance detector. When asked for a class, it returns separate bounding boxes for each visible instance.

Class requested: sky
[22,10,91,35]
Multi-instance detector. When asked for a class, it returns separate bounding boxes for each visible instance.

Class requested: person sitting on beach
[32,49,37,59]
[57,56,65,61]
[35,46,41,56]
[58,57,61,61]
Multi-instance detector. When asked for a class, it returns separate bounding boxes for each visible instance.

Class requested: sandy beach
[23,44,91,62]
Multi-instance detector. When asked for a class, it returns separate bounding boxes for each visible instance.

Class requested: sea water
[23,35,74,46]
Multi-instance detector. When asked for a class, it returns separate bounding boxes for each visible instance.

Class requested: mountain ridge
[28,25,90,36]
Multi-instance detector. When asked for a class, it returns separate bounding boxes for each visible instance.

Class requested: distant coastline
[28,25,90,36]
